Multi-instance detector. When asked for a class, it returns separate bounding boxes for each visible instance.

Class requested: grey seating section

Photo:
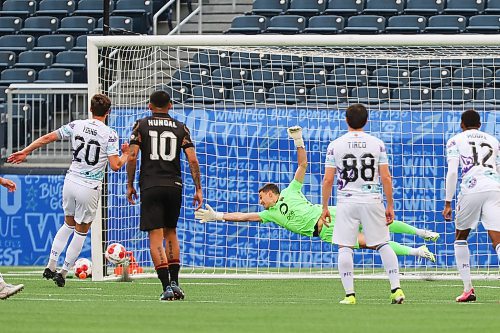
[433,87,474,103]
[309,85,349,104]
[324,0,364,16]
[170,67,210,86]
[95,16,133,34]
[327,67,371,86]
[0,0,37,19]
[112,0,153,34]
[36,68,73,83]
[304,56,344,69]
[0,51,16,70]
[208,68,249,87]
[391,87,432,104]
[249,68,286,87]
[266,54,303,70]
[386,59,429,68]
[155,84,190,103]
[476,88,500,101]
[369,67,410,86]
[190,50,230,69]
[410,67,452,87]
[491,68,500,85]
[230,85,267,104]
[286,67,327,85]
[34,34,74,53]
[20,16,59,36]
[424,15,467,33]
[266,15,306,34]
[58,16,95,34]
[428,59,470,67]
[443,0,485,15]
[363,0,405,16]
[0,34,35,52]
[251,0,289,16]
[404,0,445,16]
[72,34,88,51]
[451,67,493,87]
[225,15,267,34]
[350,86,390,104]
[343,15,386,34]
[35,0,76,18]
[74,0,115,19]
[0,16,22,33]
[51,50,86,82]
[13,50,53,69]
[0,67,36,84]
[303,15,344,34]
[229,52,269,68]
[186,86,225,104]
[286,0,327,16]
[465,15,500,33]
[266,85,307,104]
[385,15,426,33]
[485,0,500,14]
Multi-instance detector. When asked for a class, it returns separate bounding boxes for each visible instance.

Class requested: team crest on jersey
[467,177,477,189]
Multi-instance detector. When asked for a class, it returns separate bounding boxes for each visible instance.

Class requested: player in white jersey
[442,109,500,302]
[8,94,129,287]
[321,104,404,305]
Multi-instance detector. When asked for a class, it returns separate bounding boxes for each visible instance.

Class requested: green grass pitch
[1,267,499,333]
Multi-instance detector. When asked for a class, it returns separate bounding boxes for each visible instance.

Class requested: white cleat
[0,283,24,300]
[421,230,440,242]
[417,245,436,263]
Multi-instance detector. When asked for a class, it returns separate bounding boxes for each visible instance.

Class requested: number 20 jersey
[446,129,500,195]
[58,119,119,188]
[325,131,389,203]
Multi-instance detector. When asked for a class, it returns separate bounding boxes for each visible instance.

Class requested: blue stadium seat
[385,15,426,33]
[267,85,306,104]
[386,59,429,69]
[465,15,500,33]
[451,67,493,87]
[485,0,500,14]
[492,68,500,85]
[58,16,95,35]
[303,15,344,34]
[95,16,133,34]
[443,0,485,16]
[229,85,267,104]
[0,85,7,103]
[404,0,445,16]
[155,85,190,103]
[391,87,432,104]
[424,15,467,33]
[51,50,87,82]
[186,86,225,104]
[363,0,404,16]
[35,68,73,83]
[350,86,389,104]
[249,68,286,88]
[303,56,344,70]
[189,50,230,69]
[35,0,76,18]
[266,54,303,70]
[229,51,269,68]
[72,34,88,51]
[170,67,209,87]
[0,67,36,84]
[410,67,451,87]
[250,0,288,16]
[0,34,35,52]
[208,68,249,87]
[433,87,474,103]
[20,16,59,37]
[266,15,306,34]
[0,51,16,71]
[112,0,152,34]
[74,0,114,20]
[343,15,386,34]
[428,59,470,67]
[0,0,36,19]
[346,58,387,69]
[286,67,327,85]
[470,58,500,68]
[327,67,370,86]
[476,87,500,101]
[225,15,267,34]
[324,0,364,16]
[369,67,410,87]
[286,0,327,16]
[0,16,22,34]
[34,34,74,53]
[14,50,53,69]
[308,85,349,104]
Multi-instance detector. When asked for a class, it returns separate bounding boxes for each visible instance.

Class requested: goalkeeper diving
[195,126,439,261]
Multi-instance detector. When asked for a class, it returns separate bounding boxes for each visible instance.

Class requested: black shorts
[140,186,182,231]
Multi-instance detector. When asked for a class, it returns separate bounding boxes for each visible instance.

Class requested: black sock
[391,287,401,293]
[156,267,170,291]
[346,293,355,297]
[169,263,180,285]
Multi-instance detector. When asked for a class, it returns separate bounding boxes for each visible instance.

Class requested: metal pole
[103,0,110,36]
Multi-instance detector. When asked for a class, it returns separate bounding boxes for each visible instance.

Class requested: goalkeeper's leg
[357,234,436,262]
[389,220,439,242]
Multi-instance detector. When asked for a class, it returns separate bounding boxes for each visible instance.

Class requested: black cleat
[159,286,175,301]
[53,273,65,287]
[43,268,56,280]
[170,281,185,300]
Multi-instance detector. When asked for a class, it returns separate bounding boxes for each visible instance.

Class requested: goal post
[87,34,500,281]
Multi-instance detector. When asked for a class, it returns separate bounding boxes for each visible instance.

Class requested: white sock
[0,273,4,284]
[47,222,75,271]
[61,231,87,278]
[495,244,500,262]
[338,247,355,295]
[454,240,473,292]
[378,243,401,291]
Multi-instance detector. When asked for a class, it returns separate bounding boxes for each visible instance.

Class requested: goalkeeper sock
[47,222,75,271]
[0,273,4,284]
[388,220,417,235]
[377,243,401,291]
[454,240,473,292]
[61,230,87,278]
[169,260,180,285]
[338,247,355,295]
[156,264,170,291]
[389,241,413,256]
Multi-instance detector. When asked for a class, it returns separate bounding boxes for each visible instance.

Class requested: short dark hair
[258,183,280,195]
[90,94,111,116]
[150,90,171,108]
[461,109,481,128]
[346,104,368,129]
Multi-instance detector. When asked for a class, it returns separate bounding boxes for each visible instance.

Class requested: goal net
[87,35,500,281]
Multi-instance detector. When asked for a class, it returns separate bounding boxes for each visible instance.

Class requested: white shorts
[62,178,100,224]
[332,202,389,247]
[456,191,500,232]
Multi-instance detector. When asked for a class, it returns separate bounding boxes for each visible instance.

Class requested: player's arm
[108,143,129,171]
[182,124,203,210]
[0,177,16,192]
[7,131,59,164]
[195,204,262,222]
[288,126,307,183]
[126,143,140,204]
[443,158,459,221]
[321,166,336,227]
[379,164,394,224]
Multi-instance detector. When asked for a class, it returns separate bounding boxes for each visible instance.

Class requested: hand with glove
[194,204,224,223]
[287,126,304,148]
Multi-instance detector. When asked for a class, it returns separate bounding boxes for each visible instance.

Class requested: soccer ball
[105,243,127,265]
[74,258,92,279]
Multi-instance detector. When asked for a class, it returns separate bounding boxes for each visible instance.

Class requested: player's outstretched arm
[108,142,129,171]
[195,204,262,223]
[0,177,16,192]
[126,144,140,205]
[184,147,203,210]
[7,131,59,164]
[288,126,307,183]
[379,164,394,225]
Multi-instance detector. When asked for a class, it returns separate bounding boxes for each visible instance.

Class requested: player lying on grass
[196,126,439,261]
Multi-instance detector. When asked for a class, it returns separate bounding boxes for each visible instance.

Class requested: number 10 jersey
[325,131,389,203]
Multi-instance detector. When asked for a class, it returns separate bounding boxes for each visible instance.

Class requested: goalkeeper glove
[287,126,305,148]
[194,204,224,223]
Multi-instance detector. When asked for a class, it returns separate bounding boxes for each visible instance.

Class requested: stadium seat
[225,15,267,34]
[72,34,88,51]
[492,68,500,85]
[404,0,445,16]
[386,59,429,69]
[0,0,36,19]
[303,15,344,34]
[0,67,36,84]
[0,16,22,34]
[95,16,133,34]
[0,102,31,147]
[303,56,344,70]
[229,52,269,68]
[189,50,230,69]
[51,50,86,82]
[424,15,467,33]
[0,85,7,103]
[0,51,16,71]
[266,15,306,34]
[363,0,404,16]
[286,67,327,85]
[475,87,500,101]
[433,87,474,103]
[485,0,500,14]
[35,0,76,18]
[0,34,35,52]
[74,0,114,20]
[34,34,74,53]
[324,0,364,16]
[465,15,500,33]
[14,50,53,69]
[155,85,190,103]
[470,58,500,68]
[443,0,485,16]
[250,0,289,16]
[327,67,370,86]
[410,67,451,87]
[170,67,209,87]
[186,86,225,104]
[286,0,327,16]
[451,67,493,87]
[20,16,59,37]
[346,58,387,69]
[391,87,432,104]
[249,68,286,88]
[229,85,267,104]
[267,85,307,104]
[266,54,303,70]
[208,68,248,87]
[428,59,470,67]
[112,0,152,34]
[350,86,389,104]
[343,15,386,34]
[385,15,426,34]
[35,68,73,83]
[369,67,410,87]
[57,16,95,35]
[308,85,349,104]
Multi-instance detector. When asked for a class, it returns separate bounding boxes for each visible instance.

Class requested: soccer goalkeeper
[195,126,439,261]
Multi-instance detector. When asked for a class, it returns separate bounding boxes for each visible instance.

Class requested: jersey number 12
[149,130,177,161]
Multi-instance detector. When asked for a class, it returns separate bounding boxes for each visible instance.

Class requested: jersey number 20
[73,136,100,166]
[149,130,177,161]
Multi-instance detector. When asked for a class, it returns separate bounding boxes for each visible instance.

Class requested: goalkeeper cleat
[160,286,175,301]
[53,272,65,287]
[170,281,185,300]
[43,268,56,280]
[456,288,476,302]
[339,295,356,304]
[390,288,405,304]
[421,230,440,242]
[417,245,436,263]
[0,283,24,300]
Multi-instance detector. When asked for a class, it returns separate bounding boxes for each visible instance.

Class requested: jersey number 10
[149,130,177,161]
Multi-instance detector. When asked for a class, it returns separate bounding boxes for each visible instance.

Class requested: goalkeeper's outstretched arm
[195,204,262,223]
